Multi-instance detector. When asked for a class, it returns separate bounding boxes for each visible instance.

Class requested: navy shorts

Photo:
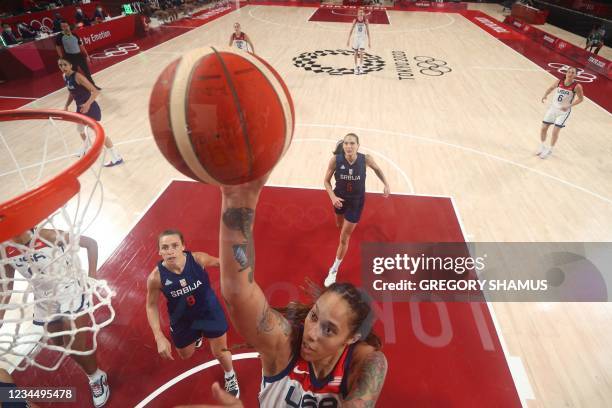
[77,101,101,121]
[334,194,365,223]
[170,308,228,349]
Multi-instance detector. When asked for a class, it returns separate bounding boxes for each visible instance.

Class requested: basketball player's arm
[228,34,233,47]
[366,21,371,47]
[347,20,356,45]
[75,73,99,114]
[541,80,558,103]
[324,156,343,208]
[343,351,388,407]
[219,179,292,364]
[245,34,255,54]
[0,265,15,329]
[38,229,98,277]
[146,269,174,360]
[365,155,390,197]
[193,252,220,268]
[55,44,64,58]
[570,84,584,107]
[64,92,74,110]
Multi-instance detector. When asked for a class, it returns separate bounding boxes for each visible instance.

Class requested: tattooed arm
[343,347,388,407]
[219,179,292,374]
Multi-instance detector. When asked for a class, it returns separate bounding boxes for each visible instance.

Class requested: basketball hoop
[0,109,115,371]
[0,110,104,243]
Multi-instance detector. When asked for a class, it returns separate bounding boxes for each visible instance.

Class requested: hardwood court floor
[2,3,611,407]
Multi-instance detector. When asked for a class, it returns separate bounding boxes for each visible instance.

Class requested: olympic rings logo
[91,43,140,59]
[414,56,452,76]
[547,63,597,83]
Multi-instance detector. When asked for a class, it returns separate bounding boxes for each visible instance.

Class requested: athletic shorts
[334,194,365,223]
[170,308,228,349]
[353,36,366,50]
[33,282,87,326]
[543,107,571,128]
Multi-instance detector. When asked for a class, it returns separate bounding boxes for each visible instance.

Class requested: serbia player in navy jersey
[193,175,388,407]
[323,133,390,287]
[145,230,240,397]
[58,58,123,167]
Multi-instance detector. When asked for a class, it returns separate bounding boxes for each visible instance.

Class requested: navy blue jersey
[159,251,221,326]
[334,153,366,198]
[64,72,91,106]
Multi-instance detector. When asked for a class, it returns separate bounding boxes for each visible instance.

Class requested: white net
[0,111,115,371]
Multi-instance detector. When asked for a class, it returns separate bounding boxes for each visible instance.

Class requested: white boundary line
[449,196,531,407]
[251,5,455,34]
[134,352,260,408]
[297,123,612,206]
[0,96,37,100]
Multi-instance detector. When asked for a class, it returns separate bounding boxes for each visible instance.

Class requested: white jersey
[231,32,249,52]
[355,19,367,39]
[6,239,84,324]
[551,79,577,110]
[259,343,355,407]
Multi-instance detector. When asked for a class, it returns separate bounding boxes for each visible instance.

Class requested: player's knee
[177,347,194,360]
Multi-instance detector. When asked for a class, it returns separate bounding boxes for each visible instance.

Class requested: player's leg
[176,342,197,359]
[335,213,344,229]
[358,48,364,73]
[538,107,555,155]
[353,48,359,74]
[47,312,110,407]
[172,325,199,359]
[541,110,568,159]
[75,124,92,157]
[594,41,603,55]
[207,332,239,397]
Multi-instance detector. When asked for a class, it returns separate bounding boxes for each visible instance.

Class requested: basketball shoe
[89,370,110,407]
[224,374,240,398]
[324,268,337,287]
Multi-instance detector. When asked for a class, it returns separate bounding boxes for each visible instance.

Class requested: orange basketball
[149,46,294,185]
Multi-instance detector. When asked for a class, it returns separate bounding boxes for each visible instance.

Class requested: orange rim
[0,109,105,242]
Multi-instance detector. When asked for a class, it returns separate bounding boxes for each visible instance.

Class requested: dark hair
[332,133,360,155]
[276,280,381,354]
[158,229,184,247]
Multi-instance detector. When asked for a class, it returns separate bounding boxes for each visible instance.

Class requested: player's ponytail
[333,140,344,155]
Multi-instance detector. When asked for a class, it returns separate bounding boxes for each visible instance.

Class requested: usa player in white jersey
[0,229,110,407]
[347,8,370,75]
[228,22,255,54]
[193,175,387,407]
[537,66,584,159]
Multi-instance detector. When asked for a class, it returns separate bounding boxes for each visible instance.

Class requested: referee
[55,21,101,90]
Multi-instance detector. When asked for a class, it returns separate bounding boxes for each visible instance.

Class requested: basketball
[148,46,294,185]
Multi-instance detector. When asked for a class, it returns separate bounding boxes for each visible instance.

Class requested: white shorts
[33,281,87,325]
[543,107,571,128]
[353,36,366,50]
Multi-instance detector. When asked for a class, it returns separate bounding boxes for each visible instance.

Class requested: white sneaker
[224,374,240,398]
[535,144,547,156]
[539,148,553,159]
[89,371,110,407]
[354,67,359,75]
[324,269,337,287]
